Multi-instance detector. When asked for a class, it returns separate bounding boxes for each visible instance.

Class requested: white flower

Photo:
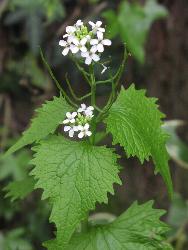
[64,125,78,138]
[81,51,100,65]
[89,21,105,38]
[63,26,76,38]
[62,112,77,124]
[90,32,111,53]
[75,20,83,27]
[71,37,88,54]
[78,104,94,117]
[78,124,92,138]
[59,39,72,56]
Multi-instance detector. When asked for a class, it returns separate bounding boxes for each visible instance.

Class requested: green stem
[90,64,96,107]
[114,45,128,87]
[40,48,77,108]
[71,57,91,85]
[65,74,92,101]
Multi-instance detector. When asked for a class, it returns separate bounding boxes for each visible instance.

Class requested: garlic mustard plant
[4,20,173,250]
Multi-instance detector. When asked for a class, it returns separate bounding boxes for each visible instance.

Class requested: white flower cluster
[59,20,111,65]
[61,104,94,139]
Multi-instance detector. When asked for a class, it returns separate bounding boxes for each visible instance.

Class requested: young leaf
[31,135,121,249]
[103,0,168,63]
[67,201,172,250]
[105,85,173,197]
[4,177,36,202]
[4,96,72,157]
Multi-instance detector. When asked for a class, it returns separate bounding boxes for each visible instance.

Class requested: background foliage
[0,0,188,249]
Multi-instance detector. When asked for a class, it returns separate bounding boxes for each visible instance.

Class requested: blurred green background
[0,0,188,249]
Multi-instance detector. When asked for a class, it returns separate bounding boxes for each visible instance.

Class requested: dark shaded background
[0,0,188,249]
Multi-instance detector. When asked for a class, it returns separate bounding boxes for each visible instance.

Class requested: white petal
[97,44,104,53]
[77,108,83,113]
[85,57,92,65]
[86,35,91,41]
[70,45,79,54]
[81,103,86,109]
[84,123,90,130]
[98,27,105,32]
[70,118,75,123]
[67,35,75,43]
[69,129,74,137]
[88,106,94,111]
[90,45,97,53]
[86,131,92,137]
[91,53,100,62]
[64,126,71,132]
[81,51,89,58]
[102,39,112,46]
[66,112,72,118]
[101,65,107,74]
[76,20,83,27]
[59,40,67,47]
[85,110,93,117]
[80,46,87,53]
[72,112,77,118]
[97,31,103,40]
[77,125,84,131]
[62,47,69,56]
[78,132,84,138]
[62,119,69,124]
[73,126,79,132]
[72,38,79,46]
[63,34,69,38]
[89,21,95,28]
[90,39,98,46]
[66,26,76,33]
[80,37,87,45]
[96,21,102,27]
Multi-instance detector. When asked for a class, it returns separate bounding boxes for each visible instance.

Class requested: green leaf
[163,120,188,169]
[31,135,121,249]
[167,193,188,228]
[67,201,172,250]
[4,96,71,157]
[102,10,119,39]
[105,85,173,197]
[0,149,31,181]
[103,0,168,63]
[4,176,36,202]
[0,228,33,250]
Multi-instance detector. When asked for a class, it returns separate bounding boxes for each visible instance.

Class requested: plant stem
[71,57,91,85]
[40,48,77,108]
[90,64,96,107]
[65,73,91,101]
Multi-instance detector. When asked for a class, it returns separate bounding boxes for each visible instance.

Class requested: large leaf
[4,176,36,202]
[4,96,71,157]
[67,201,172,250]
[105,85,173,197]
[103,0,168,63]
[31,135,121,249]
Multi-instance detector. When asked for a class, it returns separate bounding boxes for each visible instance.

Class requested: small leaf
[66,201,172,250]
[31,135,121,249]
[4,177,36,202]
[4,96,72,157]
[105,84,173,197]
